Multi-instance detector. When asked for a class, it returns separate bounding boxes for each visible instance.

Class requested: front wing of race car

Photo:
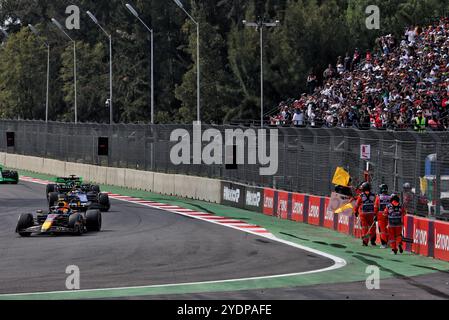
[17,225,76,234]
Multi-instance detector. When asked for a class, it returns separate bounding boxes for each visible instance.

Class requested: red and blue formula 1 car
[15,201,102,237]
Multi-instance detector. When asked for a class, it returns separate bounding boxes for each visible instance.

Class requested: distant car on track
[0,165,19,184]
[46,175,110,212]
[15,201,102,237]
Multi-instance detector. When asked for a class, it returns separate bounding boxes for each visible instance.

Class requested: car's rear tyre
[68,213,84,236]
[86,209,102,232]
[17,213,34,237]
[48,192,59,207]
[11,171,19,184]
[46,184,57,199]
[99,193,110,212]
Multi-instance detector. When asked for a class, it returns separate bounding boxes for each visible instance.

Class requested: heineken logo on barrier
[223,186,240,203]
[246,190,261,207]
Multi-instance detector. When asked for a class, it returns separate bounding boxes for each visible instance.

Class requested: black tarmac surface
[0,181,332,295]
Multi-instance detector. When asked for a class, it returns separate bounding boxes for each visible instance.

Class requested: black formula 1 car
[46,175,110,212]
[15,203,102,237]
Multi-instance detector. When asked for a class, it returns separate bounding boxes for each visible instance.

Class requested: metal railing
[1,120,449,220]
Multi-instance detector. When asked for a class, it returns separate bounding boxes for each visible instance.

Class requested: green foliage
[60,41,108,122]
[1,0,449,123]
[0,28,46,119]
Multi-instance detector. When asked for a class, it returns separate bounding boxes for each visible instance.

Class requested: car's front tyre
[16,213,34,237]
[69,213,84,236]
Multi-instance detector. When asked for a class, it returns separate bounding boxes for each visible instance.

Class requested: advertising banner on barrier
[412,216,430,257]
[308,196,321,226]
[404,215,414,252]
[323,197,336,230]
[263,188,276,216]
[338,211,351,235]
[221,182,245,209]
[353,216,363,239]
[244,186,264,212]
[434,220,449,262]
[291,193,306,222]
[277,191,289,219]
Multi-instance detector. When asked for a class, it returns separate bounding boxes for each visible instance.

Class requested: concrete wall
[0,152,221,203]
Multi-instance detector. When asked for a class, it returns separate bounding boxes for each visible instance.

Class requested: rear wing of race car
[55,176,83,185]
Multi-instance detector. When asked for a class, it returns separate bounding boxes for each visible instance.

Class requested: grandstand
[272,18,449,131]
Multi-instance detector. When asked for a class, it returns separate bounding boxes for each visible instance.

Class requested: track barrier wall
[2,151,449,263]
[0,152,221,203]
[4,120,449,222]
[219,182,449,263]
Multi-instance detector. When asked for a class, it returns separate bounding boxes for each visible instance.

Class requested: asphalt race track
[0,181,333,296]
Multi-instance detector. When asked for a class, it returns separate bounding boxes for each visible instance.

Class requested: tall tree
[0,27,47,119]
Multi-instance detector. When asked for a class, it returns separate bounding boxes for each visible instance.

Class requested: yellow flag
[332,167,350,187]
[335,202,354,214]
[420,177,428,196]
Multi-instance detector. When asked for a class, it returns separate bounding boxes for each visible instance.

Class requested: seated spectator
[292,108,305,126]
[272,18,449,132]
[323,64,335,80]
[428,116,440,130]
[306,72,318,94]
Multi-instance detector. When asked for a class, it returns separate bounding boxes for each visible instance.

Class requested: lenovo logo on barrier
[325,209,334,222]
[278,199,287,212]
[435,233,449,251]
[264,196,274,209]
[293,202,303,215]
[309,205,320,218]
[414,229,428,246]
[338,214,349,226]
[223,186,240,203]
[246,191,261,207]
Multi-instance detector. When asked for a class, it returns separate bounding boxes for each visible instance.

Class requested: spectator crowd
[271,18,449,131]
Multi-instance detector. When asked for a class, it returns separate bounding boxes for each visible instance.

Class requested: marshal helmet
[379,184,388,194]
[390,193,400,203]
[361,182,371,192]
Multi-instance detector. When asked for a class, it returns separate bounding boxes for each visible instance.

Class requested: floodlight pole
[172,0,200,123]
[51,18,78,124]
[86,11,114,124]
[126,3,155,124]
[243,18,280,128]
